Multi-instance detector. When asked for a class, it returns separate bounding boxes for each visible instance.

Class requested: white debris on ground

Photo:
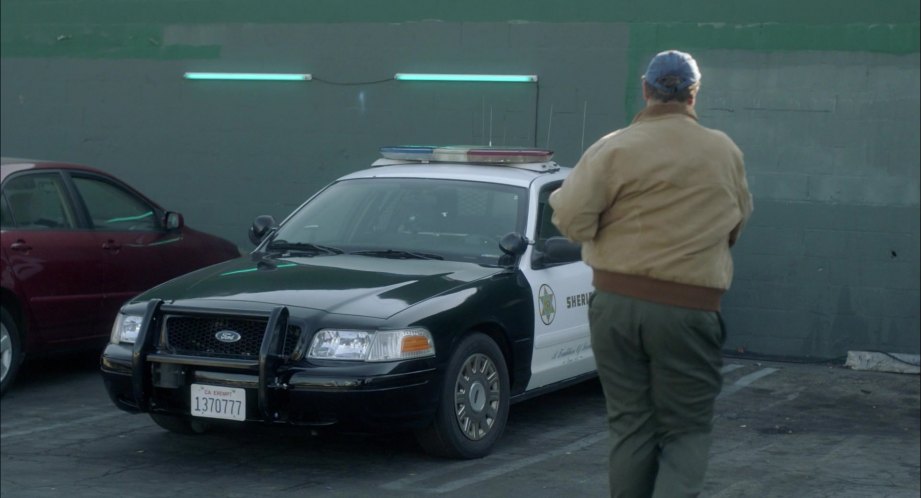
[845,351,921,374]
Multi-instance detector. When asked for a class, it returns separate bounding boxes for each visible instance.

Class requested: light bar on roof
[183,72,313,81]
[378,146,437,161]
[394,73,538,83]
[379,145,553,164]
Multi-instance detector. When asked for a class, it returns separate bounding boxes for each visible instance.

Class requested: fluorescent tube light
[394,73,538,83]
[183,72,313,81]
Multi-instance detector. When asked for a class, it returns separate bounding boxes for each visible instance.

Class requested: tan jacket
[550,103,752,310]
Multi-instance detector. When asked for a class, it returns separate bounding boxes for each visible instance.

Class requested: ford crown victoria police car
[100,146,595,458]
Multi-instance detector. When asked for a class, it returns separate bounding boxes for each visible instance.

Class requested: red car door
[1,172,107,347]
[68,173,178,324]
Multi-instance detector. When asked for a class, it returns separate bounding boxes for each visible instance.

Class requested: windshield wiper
[350,249,444,260]
[266,240,344,255]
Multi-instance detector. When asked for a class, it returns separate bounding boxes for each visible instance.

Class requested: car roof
[338,161,571,188]
[0,157,108,181]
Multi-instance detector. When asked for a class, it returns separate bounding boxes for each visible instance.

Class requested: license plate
[190,384,246,421]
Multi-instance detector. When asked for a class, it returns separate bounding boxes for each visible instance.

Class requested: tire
[1,307,23,397]
[149,413,210,435]
[415,332,510,459]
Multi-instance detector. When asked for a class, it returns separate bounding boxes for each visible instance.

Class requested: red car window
[2,173,76,229]
[71,176,158,231]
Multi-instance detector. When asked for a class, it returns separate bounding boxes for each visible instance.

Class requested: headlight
[110,313,144,344]
[307,328,435,362]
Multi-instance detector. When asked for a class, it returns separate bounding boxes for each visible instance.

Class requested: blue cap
[643,50,700,94]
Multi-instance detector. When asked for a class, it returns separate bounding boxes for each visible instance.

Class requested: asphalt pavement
[1,352,918,497]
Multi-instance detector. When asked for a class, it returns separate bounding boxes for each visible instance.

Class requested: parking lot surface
[1,353,918,497]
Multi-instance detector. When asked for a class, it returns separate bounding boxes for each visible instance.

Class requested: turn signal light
[402,335,434,353]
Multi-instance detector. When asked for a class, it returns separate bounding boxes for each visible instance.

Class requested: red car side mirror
[165,212,184,231]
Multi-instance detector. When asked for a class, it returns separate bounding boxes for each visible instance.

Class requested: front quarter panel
[388,269,534,396]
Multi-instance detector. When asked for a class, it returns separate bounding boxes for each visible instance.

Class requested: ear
[687,85,699,106]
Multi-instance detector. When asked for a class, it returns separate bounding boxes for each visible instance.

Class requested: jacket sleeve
[549,144,615,243]
[728,151,753,247]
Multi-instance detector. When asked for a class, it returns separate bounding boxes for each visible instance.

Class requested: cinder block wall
[1,1,918,358]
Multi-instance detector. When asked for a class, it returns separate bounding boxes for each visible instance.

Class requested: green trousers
[589,291,726,498]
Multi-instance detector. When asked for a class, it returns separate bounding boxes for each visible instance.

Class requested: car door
[67,172,175,325]
[519,178,596,390]
[0,171,108,347]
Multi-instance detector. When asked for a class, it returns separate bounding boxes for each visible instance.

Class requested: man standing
[550,50,753,497]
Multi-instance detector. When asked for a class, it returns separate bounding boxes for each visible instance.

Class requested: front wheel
[1,307,23,397]
[415,333,510,459]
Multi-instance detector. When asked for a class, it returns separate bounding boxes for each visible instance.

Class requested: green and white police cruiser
[101,145,595,459]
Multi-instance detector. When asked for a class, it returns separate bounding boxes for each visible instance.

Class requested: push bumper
[102,345,439,430]
[100,301,440,431]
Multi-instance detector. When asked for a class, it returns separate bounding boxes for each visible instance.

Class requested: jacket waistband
[592,270,724,311]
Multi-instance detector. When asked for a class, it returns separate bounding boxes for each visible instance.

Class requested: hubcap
[468,382,487,412]
[453,353,501,441]
[1,322,11,382]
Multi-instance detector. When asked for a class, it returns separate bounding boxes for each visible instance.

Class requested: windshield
[269,178,527,265]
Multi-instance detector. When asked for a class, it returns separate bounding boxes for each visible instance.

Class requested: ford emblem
[215,330,242,343]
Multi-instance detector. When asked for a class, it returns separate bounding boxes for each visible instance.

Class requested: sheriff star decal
[538,284,556,325]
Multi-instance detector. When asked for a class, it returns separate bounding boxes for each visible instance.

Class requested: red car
[1,158,241,395]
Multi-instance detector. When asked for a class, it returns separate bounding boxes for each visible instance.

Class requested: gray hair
[643,75,699,103]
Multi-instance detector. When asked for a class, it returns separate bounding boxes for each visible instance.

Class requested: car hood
[135,254,504,319]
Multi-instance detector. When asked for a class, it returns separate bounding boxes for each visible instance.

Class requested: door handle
[10,240,32,253]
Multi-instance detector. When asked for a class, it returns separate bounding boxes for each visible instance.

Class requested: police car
[100,146,595,459]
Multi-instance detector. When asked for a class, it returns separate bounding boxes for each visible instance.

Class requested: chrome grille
[164,315,300,359]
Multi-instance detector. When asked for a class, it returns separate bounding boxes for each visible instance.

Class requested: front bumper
[101,344,439,431]
[100,301,440,432]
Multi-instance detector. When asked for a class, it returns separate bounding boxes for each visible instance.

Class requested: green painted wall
[1,0,918,24]
[4,1,918,122]
[3,1,919,59]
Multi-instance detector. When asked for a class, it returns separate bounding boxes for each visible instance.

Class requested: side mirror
[165,212,184,231]
[499,232,528,256]
[498,232,528,267]
[533,236,581,268]
[249,215,277,245]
